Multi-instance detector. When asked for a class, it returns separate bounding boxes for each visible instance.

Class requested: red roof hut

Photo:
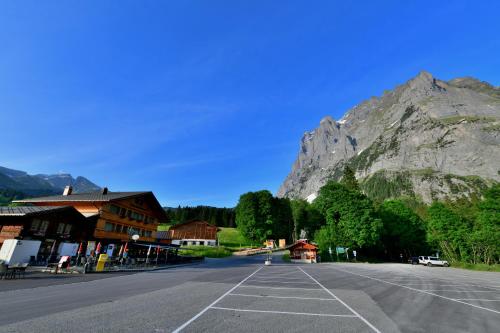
[287,240,318,263]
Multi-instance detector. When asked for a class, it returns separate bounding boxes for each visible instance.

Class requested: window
[145,230,152,238]
[130,211,144,221]
[56,223,65,234]
[109,205,121,215]
[119,208,126,217]
[104,222,114,232]
[30,219,41,231]
[39,221,49,233]
[64,224,72,234]
[122,226,129,234]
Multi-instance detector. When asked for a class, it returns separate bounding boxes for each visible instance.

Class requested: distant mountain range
[0,166,100,197]
[278,71,500,203]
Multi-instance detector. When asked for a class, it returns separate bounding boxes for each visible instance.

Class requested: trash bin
[96,254,108,272]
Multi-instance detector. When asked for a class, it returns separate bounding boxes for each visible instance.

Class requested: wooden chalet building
[157,220,219,246]
[0,206,92,261]
[288,240,318,263]
[14,187,167,247]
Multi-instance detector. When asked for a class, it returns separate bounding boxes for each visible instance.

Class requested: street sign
[336,247,345,254]
[353,250,357,257]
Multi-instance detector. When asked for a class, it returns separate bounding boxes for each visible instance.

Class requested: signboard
[86,241,96,256]
[328,247,332,254]
[58,242,79,257]
[106,244,115,257]
[336,247,345,254]
[353,250,357,257]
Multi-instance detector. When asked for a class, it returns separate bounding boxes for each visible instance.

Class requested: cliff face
[278,71,500,203]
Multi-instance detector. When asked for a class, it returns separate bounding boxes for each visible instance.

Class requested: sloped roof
[13,191,167,221]
[0,206,76,217]
[287,240,318,251]
[13,191,149,203]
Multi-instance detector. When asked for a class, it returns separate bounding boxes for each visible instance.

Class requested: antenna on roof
[101,187,108,195]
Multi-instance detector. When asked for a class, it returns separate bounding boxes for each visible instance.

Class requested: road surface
[0,253,499,332]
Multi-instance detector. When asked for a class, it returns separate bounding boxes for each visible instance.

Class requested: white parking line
[419,289,492,293]
[171,266,263,333]
[246,279,315,284]
[251,276,313,281]
[298,267,382,333]
[228,293,338,301]
[238,285,321,291]
[210,306,358,317]
[331,266,500,315]
[456,299,500,302]
[402,283,483,287]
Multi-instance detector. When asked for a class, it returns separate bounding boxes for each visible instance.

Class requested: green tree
[235,190,276,243]
[290,199,325,242]
[340,165,359,192]
[313,181,382,250]
[290,199,308,242]
[470,184,500,264]
[426,202,472,263]
[378,200,427,259]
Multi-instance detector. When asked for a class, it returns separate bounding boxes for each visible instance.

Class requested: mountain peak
[319,115,335,125]
[416,70,433,80]
[0,166,100,196]
[278,71,500,202]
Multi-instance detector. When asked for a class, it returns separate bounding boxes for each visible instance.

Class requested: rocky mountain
[278,71,500,203]
[0,166,100,196]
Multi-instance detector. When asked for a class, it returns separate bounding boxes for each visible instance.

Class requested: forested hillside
[164,205,236,227]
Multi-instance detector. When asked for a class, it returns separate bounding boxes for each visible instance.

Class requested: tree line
[164,205,236,227]
[235,166,499,265]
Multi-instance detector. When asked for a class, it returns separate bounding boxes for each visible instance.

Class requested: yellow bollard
[96,254,108,272]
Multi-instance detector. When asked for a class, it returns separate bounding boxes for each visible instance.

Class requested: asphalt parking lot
[0,254,498,332]
[174,264,388,333]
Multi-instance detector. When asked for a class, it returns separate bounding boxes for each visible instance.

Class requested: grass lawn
[218,227,258,251]
[451,262,500,272]
[179,246,232,258]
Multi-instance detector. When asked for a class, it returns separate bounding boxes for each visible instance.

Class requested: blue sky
[1,1,499,207]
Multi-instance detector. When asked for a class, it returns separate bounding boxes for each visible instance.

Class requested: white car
[418,256,449,267]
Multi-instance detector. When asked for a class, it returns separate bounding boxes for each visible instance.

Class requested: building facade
[14,187,167,245]
[0,206,91,261]
[288,240,318,263]
[158,220,219,246]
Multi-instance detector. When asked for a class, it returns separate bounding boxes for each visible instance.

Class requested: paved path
[0,254,498,332]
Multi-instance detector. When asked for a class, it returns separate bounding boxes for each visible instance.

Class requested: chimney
[101,187,108,195]
[63,186,73,196]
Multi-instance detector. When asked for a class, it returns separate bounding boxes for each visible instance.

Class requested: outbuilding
[157,220,219,246]
[287,240,318,263]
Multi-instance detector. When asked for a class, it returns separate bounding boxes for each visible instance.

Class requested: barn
[157,220,219,246]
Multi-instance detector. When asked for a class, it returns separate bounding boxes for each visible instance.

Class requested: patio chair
[6,263,20,279]
[16,263,29,279]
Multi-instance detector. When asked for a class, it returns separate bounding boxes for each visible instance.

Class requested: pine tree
[340,165,359,191]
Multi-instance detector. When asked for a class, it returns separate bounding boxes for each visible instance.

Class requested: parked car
[418,256,449,267]
[408,256,419,265]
